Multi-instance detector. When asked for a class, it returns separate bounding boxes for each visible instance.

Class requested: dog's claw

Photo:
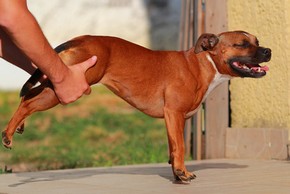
[2,131,12,149]
[190,173,197,180]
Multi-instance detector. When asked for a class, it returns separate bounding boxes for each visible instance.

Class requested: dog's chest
[185,73,230,118]
[203,72,231,100]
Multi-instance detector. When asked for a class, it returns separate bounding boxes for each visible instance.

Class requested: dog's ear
[194,33,219,54]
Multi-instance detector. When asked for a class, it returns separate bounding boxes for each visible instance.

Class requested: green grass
[0,86,168,172]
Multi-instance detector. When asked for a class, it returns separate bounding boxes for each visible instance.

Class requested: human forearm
[0,28,36,75]
[0,0,69,83]
[0,0,97,104]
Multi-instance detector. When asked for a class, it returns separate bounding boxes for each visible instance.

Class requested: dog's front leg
[164,107,196,183]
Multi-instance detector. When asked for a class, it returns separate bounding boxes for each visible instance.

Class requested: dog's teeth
[255,67,261,72]
[242,65,248,69]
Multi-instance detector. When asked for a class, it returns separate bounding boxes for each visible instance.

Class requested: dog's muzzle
[228,47,271,78]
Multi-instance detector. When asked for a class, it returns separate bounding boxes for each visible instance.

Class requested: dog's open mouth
[230,61,269,78]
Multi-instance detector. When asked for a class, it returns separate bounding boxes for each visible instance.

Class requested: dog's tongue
[232,62,269,72]
[252,66,269,72]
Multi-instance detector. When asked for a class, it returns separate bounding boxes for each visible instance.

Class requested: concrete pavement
[1,159,290,194]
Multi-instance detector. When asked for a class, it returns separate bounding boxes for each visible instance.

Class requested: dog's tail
[20,68,44,97]
[19,41,72,97]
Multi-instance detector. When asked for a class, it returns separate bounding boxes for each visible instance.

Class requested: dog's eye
[233,41,250,48]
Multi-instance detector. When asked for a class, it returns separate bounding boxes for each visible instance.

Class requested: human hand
[53,56,97,105]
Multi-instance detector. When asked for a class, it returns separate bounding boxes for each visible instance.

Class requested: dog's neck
[185,52,231,118]
[202,53,231,101]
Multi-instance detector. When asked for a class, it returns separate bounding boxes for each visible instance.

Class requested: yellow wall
[227,1,290,130]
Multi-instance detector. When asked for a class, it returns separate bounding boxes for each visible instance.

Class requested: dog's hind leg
[15,69,45,135]
[2,82,59,149]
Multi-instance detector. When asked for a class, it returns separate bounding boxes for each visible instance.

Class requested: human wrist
[47,58,70,85]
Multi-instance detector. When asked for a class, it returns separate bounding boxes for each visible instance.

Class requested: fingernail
[91,56,97,61]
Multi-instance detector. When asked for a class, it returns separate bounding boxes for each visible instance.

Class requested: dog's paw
[174,169,196,184]
[2,131,12,149]
[16,123,25,134]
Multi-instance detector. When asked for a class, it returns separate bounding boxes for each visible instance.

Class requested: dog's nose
[261,48,271,61]
[256,47,272,62]
[263,48,271,57]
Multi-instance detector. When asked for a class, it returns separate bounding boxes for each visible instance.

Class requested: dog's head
[195,31,271,78]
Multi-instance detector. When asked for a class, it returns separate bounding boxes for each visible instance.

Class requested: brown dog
[2,31,271,183]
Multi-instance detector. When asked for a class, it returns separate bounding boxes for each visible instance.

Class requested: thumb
[80,56,97,72]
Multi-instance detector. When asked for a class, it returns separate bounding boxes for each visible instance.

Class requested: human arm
[0,0,97,104]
